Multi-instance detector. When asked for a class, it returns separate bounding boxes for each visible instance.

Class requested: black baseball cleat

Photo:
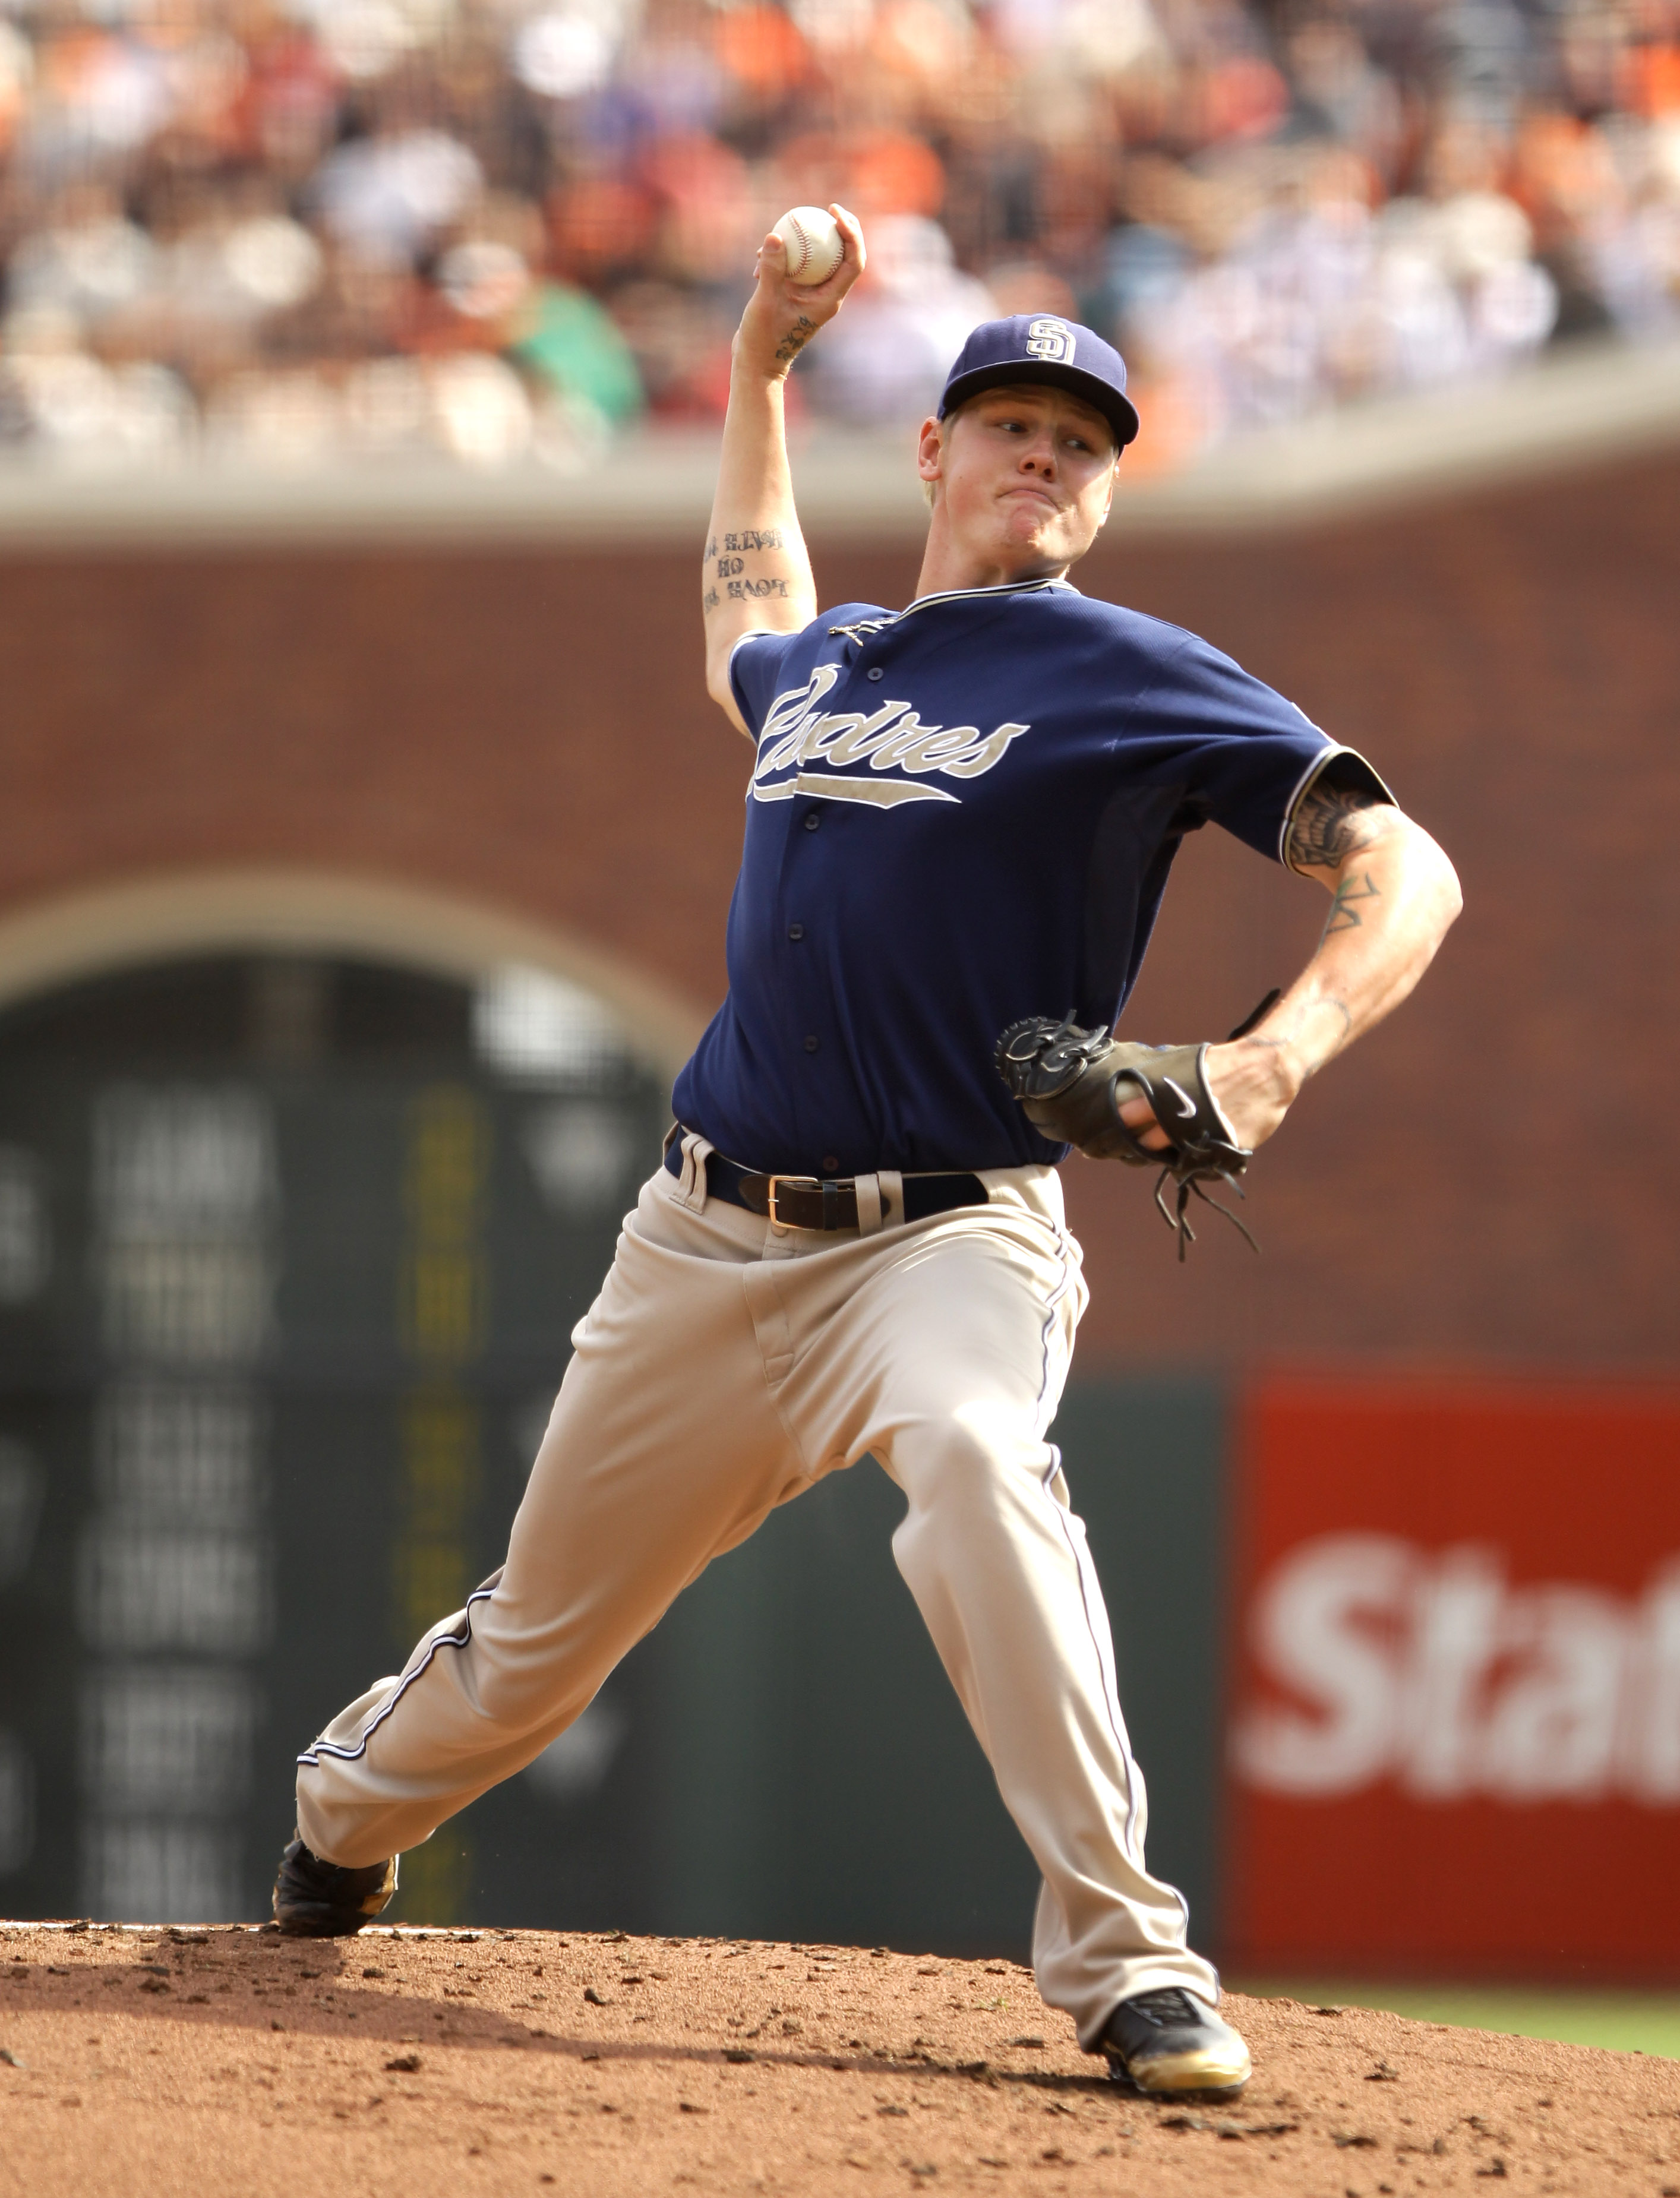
[1100,1986,1252,2096]
[272,1833,399,1937]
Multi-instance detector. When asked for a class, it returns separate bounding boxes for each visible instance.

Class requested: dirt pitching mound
[3,1921,1676,2196]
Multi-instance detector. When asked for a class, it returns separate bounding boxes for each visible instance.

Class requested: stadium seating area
[0,0,1675,469]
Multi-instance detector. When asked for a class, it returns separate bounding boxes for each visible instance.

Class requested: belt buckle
[766,1174,819,1227]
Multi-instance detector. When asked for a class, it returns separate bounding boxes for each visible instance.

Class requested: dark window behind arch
[0,953,672,1926]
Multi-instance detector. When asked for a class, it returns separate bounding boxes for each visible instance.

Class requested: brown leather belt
[663,1136,987,1232]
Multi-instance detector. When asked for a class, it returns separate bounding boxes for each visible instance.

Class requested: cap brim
[939,359,1141,450]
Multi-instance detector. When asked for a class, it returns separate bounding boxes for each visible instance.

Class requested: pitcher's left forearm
[1203,815,1462,1147]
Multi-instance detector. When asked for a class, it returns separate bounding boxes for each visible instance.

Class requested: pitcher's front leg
[885,1408,1221,2049]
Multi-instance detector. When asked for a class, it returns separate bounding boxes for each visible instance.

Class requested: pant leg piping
[1030,1232,1076,1445]
[297,1586,498,1768]
[1031,1214,1159,1888]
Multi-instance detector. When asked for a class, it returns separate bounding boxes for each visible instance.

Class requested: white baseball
[773,206,844,286]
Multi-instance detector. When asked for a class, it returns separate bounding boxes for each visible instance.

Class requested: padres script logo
[750,665,1031,809]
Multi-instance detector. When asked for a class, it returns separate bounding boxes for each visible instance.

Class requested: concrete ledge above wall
[0,336,1675,552]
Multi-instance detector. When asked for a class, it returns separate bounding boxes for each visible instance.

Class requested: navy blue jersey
[671,577,1388,1176]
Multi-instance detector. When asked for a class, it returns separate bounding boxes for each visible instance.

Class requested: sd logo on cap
[937,314,1140,450]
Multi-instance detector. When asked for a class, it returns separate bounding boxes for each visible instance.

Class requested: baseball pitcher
[276,209,1461,2097]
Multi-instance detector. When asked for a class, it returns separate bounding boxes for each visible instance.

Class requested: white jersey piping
[1278,741,1398,871]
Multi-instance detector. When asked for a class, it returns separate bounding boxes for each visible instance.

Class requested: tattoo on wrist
[774,317,816,364]
[1323,871,1381,936]
[1287,784,1394,870]
[1303,999,1353,1076]
[1239,993,1353,1081]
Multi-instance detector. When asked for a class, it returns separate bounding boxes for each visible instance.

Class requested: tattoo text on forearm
[702,529,792,616]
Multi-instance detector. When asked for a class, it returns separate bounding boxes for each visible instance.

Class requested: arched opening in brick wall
[0,870,706,1079]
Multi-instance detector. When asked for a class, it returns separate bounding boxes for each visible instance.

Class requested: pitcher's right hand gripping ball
[995,1016,1259,1259]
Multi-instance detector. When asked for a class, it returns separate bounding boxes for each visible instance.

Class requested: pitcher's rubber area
[3,1921,1676,2196]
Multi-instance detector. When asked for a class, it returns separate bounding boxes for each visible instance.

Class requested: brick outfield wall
[0,441,1675,1373]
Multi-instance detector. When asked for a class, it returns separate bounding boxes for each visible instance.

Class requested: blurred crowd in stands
[0,0,1675,472]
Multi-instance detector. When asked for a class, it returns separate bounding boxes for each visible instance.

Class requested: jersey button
[803,1035,820,1053]
[787,923,804,941]
[822,1155,839,1174]
[803,813,821,831]
[866,667,884,681]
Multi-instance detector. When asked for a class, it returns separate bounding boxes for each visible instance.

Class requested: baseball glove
[994,991,1279,1259]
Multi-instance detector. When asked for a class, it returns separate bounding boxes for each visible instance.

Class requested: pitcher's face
[918,384,1118,578]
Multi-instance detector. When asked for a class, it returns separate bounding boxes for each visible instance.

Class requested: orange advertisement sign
[1223,1379,1680,1978]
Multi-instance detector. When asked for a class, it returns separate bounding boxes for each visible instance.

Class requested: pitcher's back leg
[295,1172,809,1869]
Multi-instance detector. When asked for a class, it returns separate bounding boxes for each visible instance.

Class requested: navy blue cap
[937,314,1140,451]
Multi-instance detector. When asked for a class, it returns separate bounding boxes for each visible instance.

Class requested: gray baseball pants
[295,1147,1218,2047]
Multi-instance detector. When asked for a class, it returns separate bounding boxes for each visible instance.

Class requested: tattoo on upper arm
[1323,871,1381,936]
[1287,783,1394,871]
